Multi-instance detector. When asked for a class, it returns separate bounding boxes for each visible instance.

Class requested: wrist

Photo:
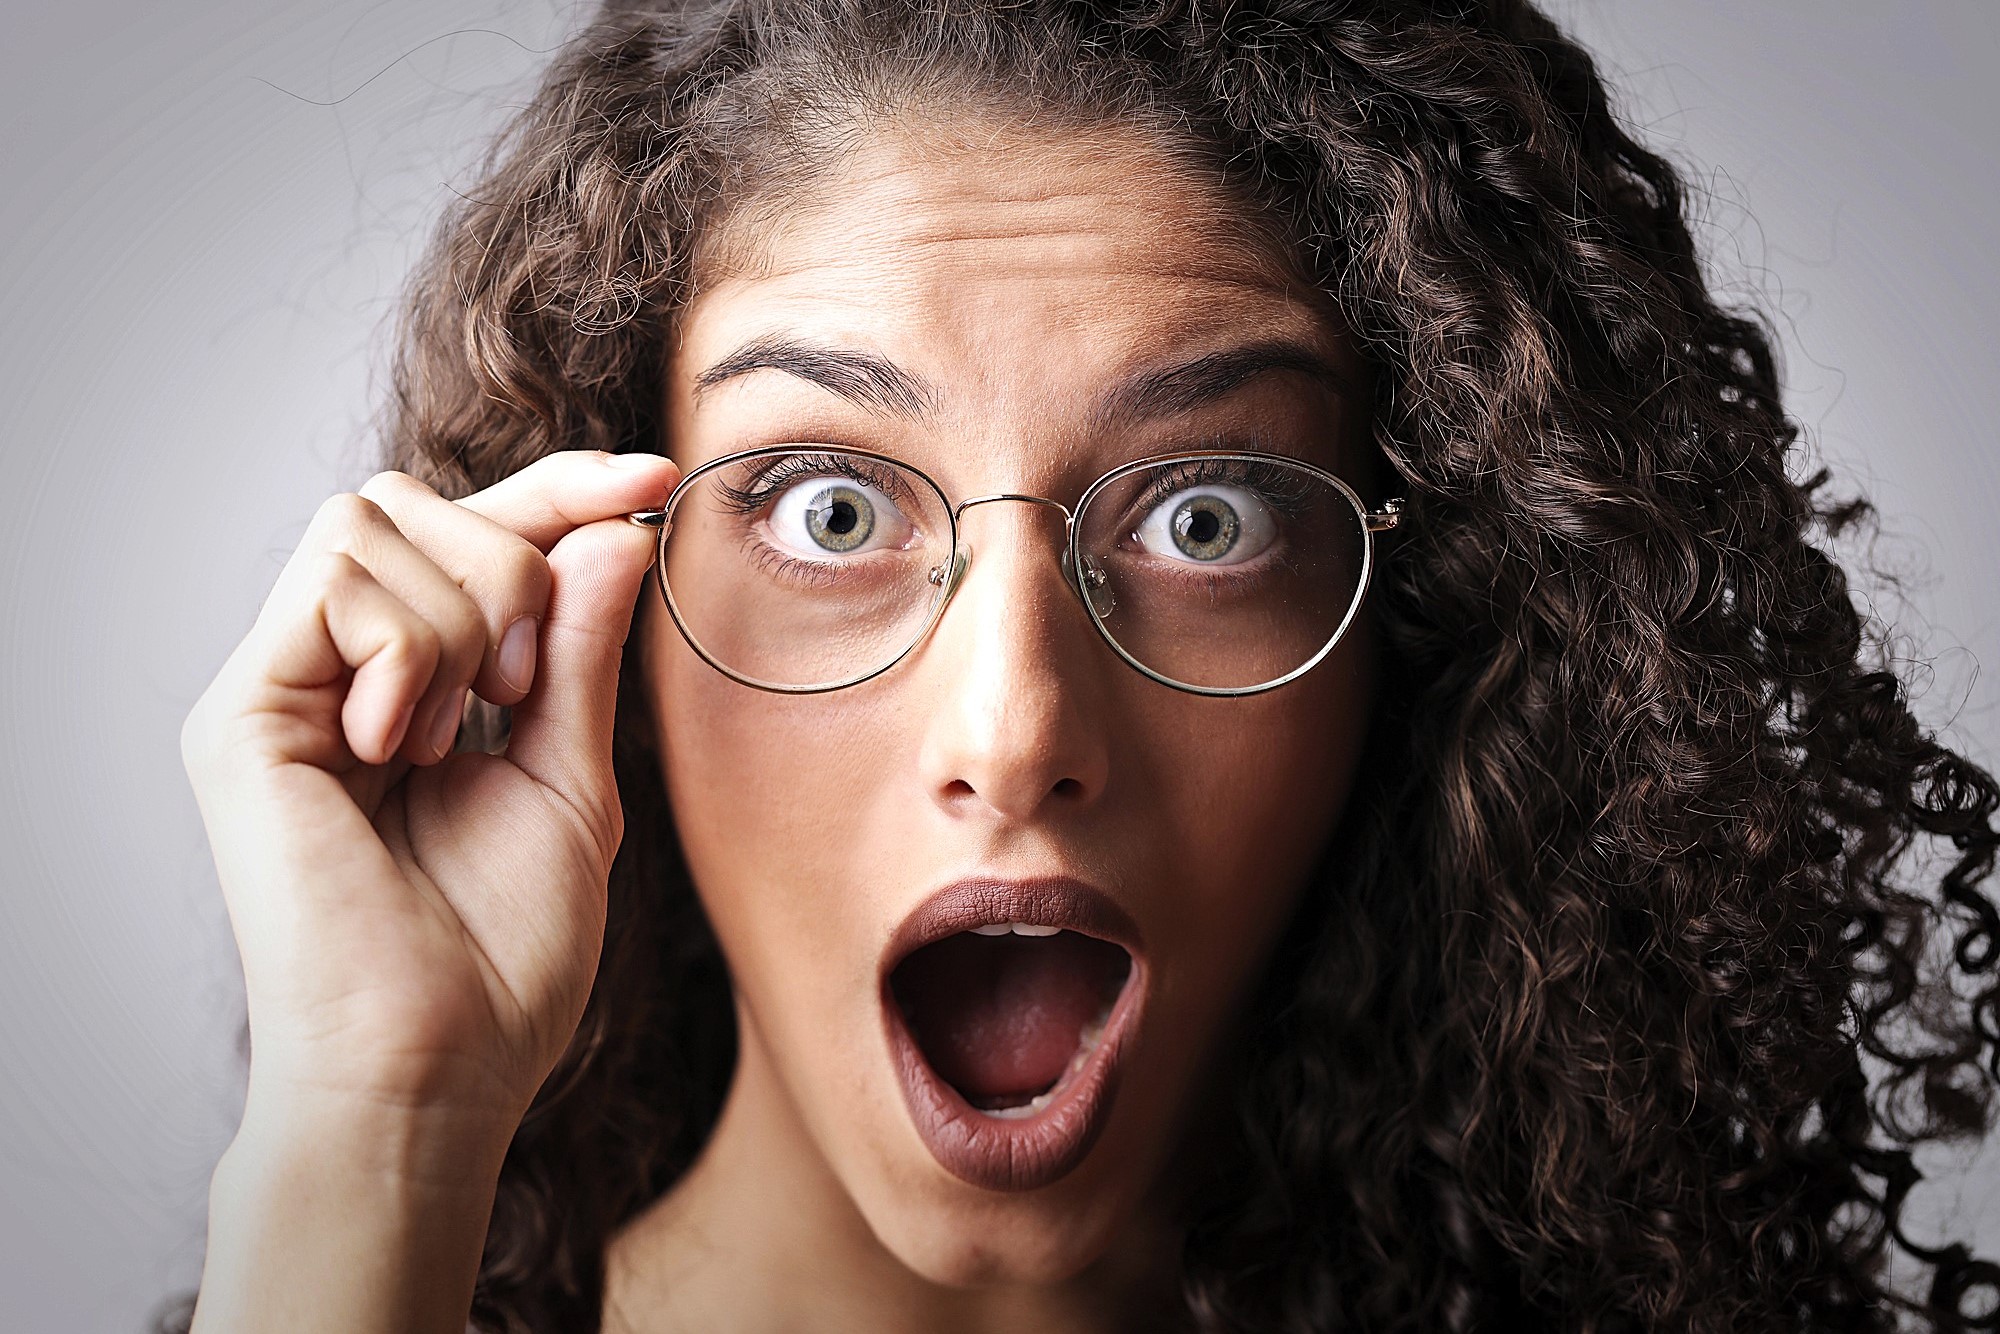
[226,1077,521,1191]
[192,1089,520,1334]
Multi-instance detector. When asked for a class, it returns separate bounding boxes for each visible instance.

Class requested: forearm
[190,1089,517,1334]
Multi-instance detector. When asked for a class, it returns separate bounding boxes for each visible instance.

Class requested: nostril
[1051,776,1085,799]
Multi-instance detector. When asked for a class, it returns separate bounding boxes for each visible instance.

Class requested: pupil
[827,501,857,535]
[1187,509,1220,543]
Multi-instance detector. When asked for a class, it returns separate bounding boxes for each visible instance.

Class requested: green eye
[805,484,876,552]
[1170,493,1240,561]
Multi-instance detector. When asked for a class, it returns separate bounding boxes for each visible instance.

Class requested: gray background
[2,3,1995,1329]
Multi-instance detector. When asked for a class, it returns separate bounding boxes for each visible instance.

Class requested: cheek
[1133,637,1372,1000]
[639,601,913,1020]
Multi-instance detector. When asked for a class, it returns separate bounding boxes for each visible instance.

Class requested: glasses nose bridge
[949,490,1078,570]
[931,490,1091,610]
[951,490,1073,525]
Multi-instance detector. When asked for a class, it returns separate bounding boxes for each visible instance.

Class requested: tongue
[891,931,1128,1106]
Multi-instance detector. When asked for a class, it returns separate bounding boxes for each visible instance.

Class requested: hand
[181,449,679,1137]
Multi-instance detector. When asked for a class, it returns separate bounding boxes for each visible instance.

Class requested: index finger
[456,449,680,552]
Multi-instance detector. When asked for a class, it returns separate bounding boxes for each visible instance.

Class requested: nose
[913,499,1112,824]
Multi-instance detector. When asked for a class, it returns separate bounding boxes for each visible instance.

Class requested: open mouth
[889,924,1132,1117]
[879,878,1146,1192]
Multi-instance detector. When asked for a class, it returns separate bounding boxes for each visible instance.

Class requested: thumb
[504,513,657,842]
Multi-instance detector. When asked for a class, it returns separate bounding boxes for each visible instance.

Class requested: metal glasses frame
[627,444,1405,697]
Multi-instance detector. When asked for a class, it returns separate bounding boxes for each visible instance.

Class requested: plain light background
[2,3,1995,1329]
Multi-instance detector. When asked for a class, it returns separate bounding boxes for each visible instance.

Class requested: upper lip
[880,875,1146,979]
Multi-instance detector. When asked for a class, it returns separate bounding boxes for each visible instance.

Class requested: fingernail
[427,693,465,760]
[497,615,539,693]
[606,451,669,469]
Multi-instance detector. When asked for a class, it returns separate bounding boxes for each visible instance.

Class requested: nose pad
[933,538,1113,625]
[1079,554,1115,619]
[932,540,1112,625]
[927,545,971,597]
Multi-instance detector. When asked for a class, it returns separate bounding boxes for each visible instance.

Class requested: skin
[609,118,1377,1329]
[177,111,1377,1334]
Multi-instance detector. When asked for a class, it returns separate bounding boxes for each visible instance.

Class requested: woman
[171,0,2000,1329]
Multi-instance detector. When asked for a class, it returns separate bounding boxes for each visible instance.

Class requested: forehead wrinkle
[676,119,1347,452]
[704,119,1302,290]
[715,227,1309,315]
[794,174,1280,274]
[680,276,1341,440]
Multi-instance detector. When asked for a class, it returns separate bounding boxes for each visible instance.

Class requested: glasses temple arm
[1363,497,1405,533]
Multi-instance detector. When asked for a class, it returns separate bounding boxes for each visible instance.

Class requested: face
[637,112,1377,1285]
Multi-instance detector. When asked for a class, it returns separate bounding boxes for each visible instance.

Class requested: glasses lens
[1073,455,1368,691]
[659,450,954,690]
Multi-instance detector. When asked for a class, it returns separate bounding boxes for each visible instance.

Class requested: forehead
[671,117,1355,409]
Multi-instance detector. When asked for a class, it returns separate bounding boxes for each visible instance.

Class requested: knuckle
[457,542,552,638]
[312,490,385,534]
[306,493,393,556]
[305,548,367,591]
[439,593,488,661]
[474,544,552,616]
[356,469,425,505]
[405,618,446,674]
[496,542,553,603]
[379,614,443,678]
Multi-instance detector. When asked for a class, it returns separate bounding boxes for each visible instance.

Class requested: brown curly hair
[162,0,2000,1329]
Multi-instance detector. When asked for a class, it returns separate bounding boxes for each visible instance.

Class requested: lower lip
[881,959,1146,1192]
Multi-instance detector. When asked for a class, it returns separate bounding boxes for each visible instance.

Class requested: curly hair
[165,1,2000,1330]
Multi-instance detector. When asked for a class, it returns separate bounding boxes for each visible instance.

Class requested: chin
[860,1160,1147,1289]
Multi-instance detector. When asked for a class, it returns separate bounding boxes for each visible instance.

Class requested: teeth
[986,1087,1057,1119]
[968,922,1062,937]
[1068,998,1113,1075]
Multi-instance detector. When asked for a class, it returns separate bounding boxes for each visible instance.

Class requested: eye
[766,474,911,558]
[1133,483,1278,565]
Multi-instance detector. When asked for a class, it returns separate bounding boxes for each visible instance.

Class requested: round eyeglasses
[626,446,1404,697]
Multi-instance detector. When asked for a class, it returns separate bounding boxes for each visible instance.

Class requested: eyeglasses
[626,445,1403,697]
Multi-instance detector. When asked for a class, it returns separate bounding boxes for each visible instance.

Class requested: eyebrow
[689,333,1352,425]
[691,335,936,418]
[1093,338,1354,430]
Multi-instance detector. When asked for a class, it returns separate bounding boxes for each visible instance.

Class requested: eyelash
[1130,433,1317,516]
[715,434,1312,507]
[713,451,914,516]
